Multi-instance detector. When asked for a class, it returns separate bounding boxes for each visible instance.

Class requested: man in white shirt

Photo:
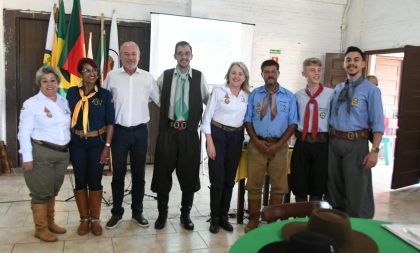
[104,41,159,229]
[151,41,209,230]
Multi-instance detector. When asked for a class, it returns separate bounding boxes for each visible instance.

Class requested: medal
[44,107,52,118]
[224,93,230,104]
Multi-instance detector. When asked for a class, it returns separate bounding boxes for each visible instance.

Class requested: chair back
[261,201,331,223]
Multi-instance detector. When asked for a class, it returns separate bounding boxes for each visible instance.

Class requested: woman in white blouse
[18,66,71,242]
[201,62,250,233]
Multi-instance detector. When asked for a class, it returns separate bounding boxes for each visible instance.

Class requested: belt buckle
[307,135,316,143]
[347,132,355,140]
[174,120,186,131]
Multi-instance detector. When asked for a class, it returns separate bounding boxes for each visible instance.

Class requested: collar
[256,83,285,95]
[174,66,192,78]
[119,67,140,74]
[222,83,244,96]
[77,82,99,93]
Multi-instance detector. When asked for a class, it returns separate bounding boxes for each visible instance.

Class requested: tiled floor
[0,157,419,253]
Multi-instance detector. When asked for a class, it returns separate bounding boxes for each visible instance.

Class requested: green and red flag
[58,0,85,89]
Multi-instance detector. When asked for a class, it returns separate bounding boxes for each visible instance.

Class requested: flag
[51,0,70,97]
[43,5,56,66]
[58,0,85,88]
[108,11,119,72]
[96,28,108,82]
[87,32,93,59]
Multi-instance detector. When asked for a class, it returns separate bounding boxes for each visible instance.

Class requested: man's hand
[206,142,216,160]
[23,162,33,170]
[362,152,378,170]
[253,139,270,154]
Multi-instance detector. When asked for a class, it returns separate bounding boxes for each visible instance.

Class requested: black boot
[209,187,222,233]
[219,187,234,232]
[180,192,194,230]
[155,193,169,229]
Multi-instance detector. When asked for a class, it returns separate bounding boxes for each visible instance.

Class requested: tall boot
[180,192,194,230]
[209,187,222,234]
[269,194,284,206]
[74,189,89,235]
[89,190,103,236]
[219,187,234,232]
[31,204,58,242]
[155,193,169,229]
[46,198,66,234]
[244,198,261,233]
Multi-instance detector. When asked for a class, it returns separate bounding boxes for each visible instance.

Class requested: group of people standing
[17,42,383,242]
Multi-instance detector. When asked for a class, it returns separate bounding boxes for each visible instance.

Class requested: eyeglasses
[82,68,98,74]
[175,52,192,58]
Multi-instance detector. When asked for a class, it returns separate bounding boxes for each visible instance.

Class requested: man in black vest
[152,41,209,230]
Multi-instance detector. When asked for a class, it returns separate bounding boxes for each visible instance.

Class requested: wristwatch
[371,147,380,153]
[105,143,111,147]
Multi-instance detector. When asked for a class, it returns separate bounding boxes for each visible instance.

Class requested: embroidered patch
[92,98,102,106]
[351,98,359,106]
[256,102,261,114]
[281,104,286,112]
[320,111,326,119]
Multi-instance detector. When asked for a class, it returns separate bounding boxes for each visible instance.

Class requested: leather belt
[329,129,369,140]
[71,126,107,138]
[115,123,146,131]
[295,131,328,143]
[31,139,68,152]
[211,120,244,132]
[257,136,280,143]
[169,120,187,131]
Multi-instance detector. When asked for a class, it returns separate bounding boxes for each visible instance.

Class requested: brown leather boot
[245,198,261,233]
[46,198,67,234]
[89,190,103,236]
[74,189,89,235]
[31,204,58,242]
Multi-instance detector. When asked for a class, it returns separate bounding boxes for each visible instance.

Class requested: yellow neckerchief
[71,84,97,134]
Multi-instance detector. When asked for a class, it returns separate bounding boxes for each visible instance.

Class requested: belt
[257,136,280,143]
[115,123,146,131]
[169,120,187,131]
[329,129,369,140]
[71,126,107,138]
[295,131,328,143]
[31,139,68,152]
[211,120,244,132]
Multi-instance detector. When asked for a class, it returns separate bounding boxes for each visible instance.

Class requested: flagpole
[100,13,105,83]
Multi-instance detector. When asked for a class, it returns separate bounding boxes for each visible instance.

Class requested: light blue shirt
[18,91,71,162]
[329,79,384,133]
[244,85,298,138]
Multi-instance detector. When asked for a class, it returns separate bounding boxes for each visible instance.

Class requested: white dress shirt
[156,67,210,120]
[201,84,249,134]
[18,91,71,162]
[104,67,160,127]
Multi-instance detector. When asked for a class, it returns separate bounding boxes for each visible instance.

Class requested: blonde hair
[303,57,322,68]
[225,62,250,93]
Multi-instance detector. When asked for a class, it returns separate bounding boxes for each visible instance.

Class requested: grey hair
[35,66,60,87]
[120,41,141,56]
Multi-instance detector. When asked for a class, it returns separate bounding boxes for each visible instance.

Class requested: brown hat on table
[281,208,378,253]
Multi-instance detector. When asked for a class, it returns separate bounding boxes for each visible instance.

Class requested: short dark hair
[174,41,192,54]
[261,59,279,72]
[77,58,101,87]
[344,46,366,60]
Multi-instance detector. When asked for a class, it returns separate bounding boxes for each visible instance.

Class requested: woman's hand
[100,147,110,164]
[23,162,33,170]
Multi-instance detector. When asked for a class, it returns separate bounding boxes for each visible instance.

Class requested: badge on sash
[256,102,262,114]
[44,107,52,118]
[224,93,230,104]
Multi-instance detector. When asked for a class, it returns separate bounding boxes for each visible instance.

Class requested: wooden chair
[261,201,331,223]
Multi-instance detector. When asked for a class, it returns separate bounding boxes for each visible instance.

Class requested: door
[324,53,346,88]
[391,45,420,189]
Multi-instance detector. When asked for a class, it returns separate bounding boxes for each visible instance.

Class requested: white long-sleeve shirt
[201,84,249,134]
[18,91,71,162]
[104,67,160,127]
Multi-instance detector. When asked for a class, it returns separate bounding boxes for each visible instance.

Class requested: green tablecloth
[229,218,418,253]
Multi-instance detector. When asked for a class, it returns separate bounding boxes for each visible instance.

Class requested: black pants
[151,129,201,194]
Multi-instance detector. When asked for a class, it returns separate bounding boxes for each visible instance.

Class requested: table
[229,218,418,253]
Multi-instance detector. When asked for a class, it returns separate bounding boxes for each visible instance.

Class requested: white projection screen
[150,13,255,87]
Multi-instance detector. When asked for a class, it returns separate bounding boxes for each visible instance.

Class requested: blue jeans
[69,134,105,191]
[111,124,148,216]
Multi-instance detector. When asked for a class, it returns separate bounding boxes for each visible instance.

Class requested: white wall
[344,0,420,50]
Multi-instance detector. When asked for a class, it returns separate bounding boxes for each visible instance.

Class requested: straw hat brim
[281,222,378,253]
